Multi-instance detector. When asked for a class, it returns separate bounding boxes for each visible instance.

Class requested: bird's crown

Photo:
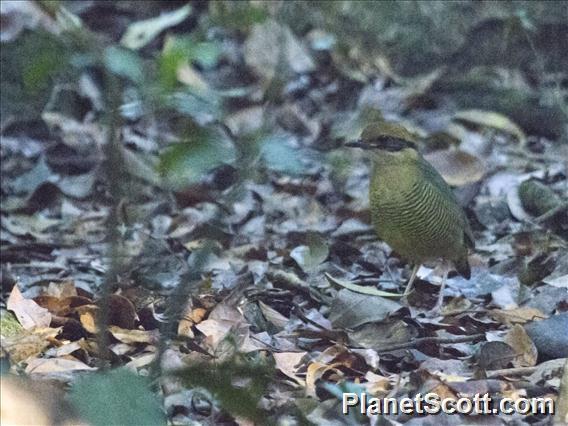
[347,122,418,152]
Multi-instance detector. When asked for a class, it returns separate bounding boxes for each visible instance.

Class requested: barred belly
[370,180,464,263]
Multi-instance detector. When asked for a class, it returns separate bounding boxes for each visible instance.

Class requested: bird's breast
[369,168,466,263]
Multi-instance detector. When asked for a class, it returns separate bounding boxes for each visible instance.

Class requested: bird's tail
[455,255,471,279]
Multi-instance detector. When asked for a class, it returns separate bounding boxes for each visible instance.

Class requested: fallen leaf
[325,273,401,298]
[120,4,192,50]
[424,149,486,186]
[25,357,95,374]
[490,307,547,326]
[108,326,159,345]
[273,352,307,386]
[454,109,526,145]
[7,285,52,329]
[1,327,60,363]
[504,324,538,367]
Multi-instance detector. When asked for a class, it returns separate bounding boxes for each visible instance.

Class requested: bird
[346,122,475,312]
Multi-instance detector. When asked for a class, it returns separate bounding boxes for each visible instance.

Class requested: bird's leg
[403,264,420,296]
[429,263,449,314]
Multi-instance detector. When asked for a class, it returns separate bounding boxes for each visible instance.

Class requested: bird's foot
[424,296,444,317]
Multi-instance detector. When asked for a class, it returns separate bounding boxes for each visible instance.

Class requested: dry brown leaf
[490,307,547,326]
[25,357,95,375]
[125,352,157,370]
[273,352,307,386]
[195,303,250,351]
[108,326,159,345]
[505,324,538,368]
[7,285,52,330]
[424,149,486,186]
[104,294,138,330]
[306,361,336,398]
[1,327,60,363]
[74,304,98,334]
[44,281,77,298]
[363,371,392,397]
[178,306,207,338]
[258,301,289,330]
[34,295,92,317]
[453,109,526,145]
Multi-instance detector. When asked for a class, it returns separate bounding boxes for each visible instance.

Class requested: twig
[485,366,537,378]
[535,202,568,224]
[377,333,485,353]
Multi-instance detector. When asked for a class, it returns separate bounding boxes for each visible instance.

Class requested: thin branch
[377,333,485,353]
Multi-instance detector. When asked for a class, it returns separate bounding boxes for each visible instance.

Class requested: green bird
[346,123,475,311]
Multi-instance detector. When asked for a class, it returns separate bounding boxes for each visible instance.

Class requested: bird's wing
[418,157,475,248]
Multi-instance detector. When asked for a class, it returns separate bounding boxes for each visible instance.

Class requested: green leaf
[159,36,222,91]
[173,356,271,421]
[1,31,71,120]
[103,46,145,83]
[69,369,166,426]
[159,125,235,189]
[168,90,223,123]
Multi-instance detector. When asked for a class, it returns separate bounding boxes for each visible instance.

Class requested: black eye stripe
[368,137,417,152]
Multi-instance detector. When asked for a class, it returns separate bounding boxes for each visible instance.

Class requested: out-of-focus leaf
[159,36,220,91]
[9,157,52,195]
[244,18,315,82]
[424,149,486,186]
[1,30,70,122]
[121,146,161,187]
[25,357,95,375]
[2,327,60,364]
[103,46,144,83]
[168,91,222,124]
[209,2,267,31]
[290,234,329,273]
[0,1,59,42]
[69,369,166,426]
[325,273,402,298]
[259,133,307,175]
[518,179,563,218]
[0,309,24,337]
[56,171,97,199]
[306,29,336,51]
[331,107,384,141]
[453,109,527,145]
[174,357,271,421]
[159,126,235,189]
[120,4,192,50]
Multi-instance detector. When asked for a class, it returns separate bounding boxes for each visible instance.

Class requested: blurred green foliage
[158,123,235,189]
[208,1,268,31]
[158,35,221,91]
[69,368,166,426]
[174,354,272,421]
[1,30,72,120]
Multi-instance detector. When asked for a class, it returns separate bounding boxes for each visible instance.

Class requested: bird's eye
[372,137,416,152]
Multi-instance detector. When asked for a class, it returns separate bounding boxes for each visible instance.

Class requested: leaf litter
[1,2,567,425]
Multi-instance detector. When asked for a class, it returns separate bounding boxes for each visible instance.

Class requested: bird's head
[345,122,419,163]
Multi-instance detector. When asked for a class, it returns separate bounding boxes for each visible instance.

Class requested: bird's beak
[344,140,367,149]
